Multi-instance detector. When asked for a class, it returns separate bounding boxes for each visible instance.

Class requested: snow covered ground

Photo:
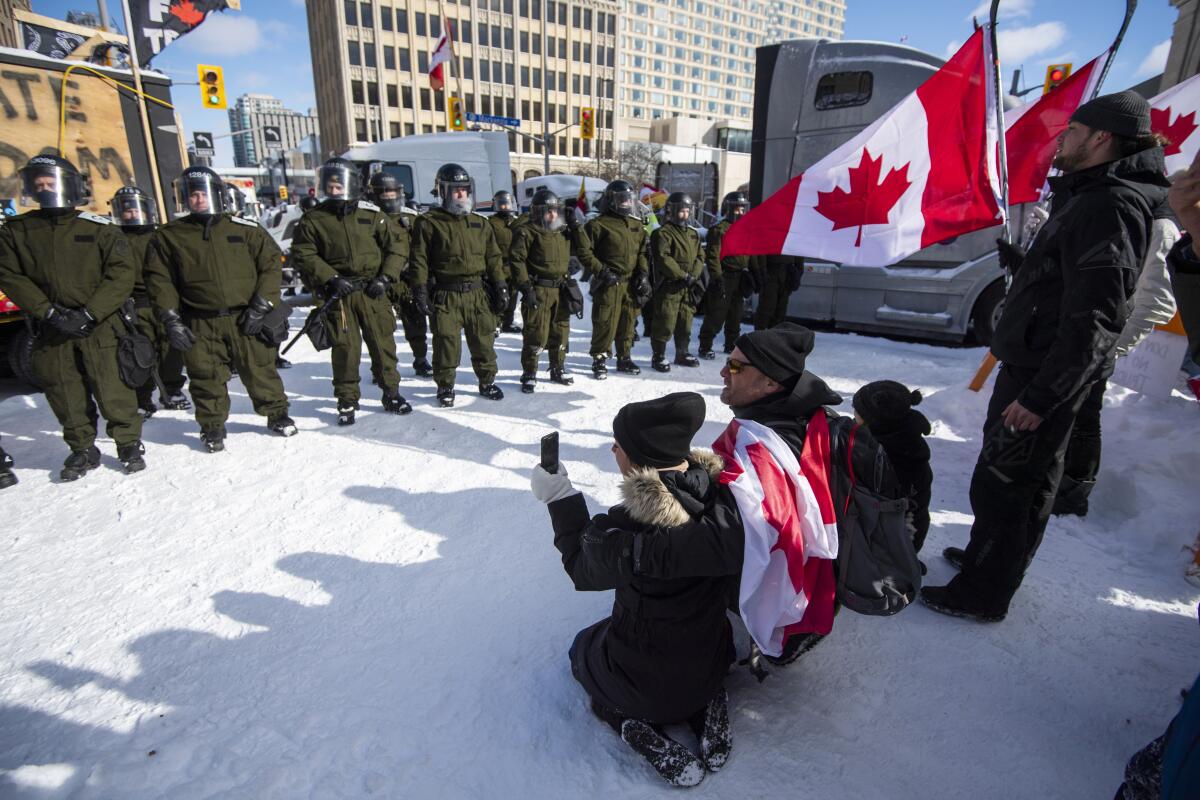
[1,307,1198,799]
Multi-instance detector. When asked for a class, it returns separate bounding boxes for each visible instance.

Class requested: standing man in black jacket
[923,92,1170,622]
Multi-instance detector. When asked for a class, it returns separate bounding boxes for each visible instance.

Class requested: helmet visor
[440,179,474,215]
[724,200,749,220]
[319,164,362,201]
[534,198,564,230]
[173,171,226,216]
[608,189,636,216]
[20,165,89,208]
[112,193,157,225]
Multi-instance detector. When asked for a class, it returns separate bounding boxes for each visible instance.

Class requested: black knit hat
[613,391,706,469]
[1070,90,1152,138]
[853,380,923,430]
[734,322,816,386]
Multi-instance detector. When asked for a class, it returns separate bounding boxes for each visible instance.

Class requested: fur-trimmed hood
[619,449,724,528]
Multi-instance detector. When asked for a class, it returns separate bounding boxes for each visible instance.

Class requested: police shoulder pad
[357,201,380,212]
[77,211,112,225]
[230,216,260,228]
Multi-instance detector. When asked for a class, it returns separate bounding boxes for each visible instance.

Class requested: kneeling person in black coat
[531,391,735,788]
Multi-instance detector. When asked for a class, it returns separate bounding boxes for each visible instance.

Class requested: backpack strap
[844,422,859,516]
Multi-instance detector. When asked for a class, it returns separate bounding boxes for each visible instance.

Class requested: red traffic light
[1049,68,1065,82]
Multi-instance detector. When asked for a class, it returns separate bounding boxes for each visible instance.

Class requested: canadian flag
[721,28,1003,266]
[428,22,454,91]
[712,415,838,657]
[1005,52,1109,204]
[1151,72,1200,176]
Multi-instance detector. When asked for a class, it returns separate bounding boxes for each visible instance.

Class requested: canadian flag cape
[1005,52,1109,204]
[712,415,838,657]
[1151,72,1200,176]
[721,27,1004,266]
[428,25,453,91]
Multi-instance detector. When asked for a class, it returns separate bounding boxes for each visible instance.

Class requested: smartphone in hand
[540,432,559,474]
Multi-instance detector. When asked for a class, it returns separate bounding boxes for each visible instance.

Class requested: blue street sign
[466,112,520,128]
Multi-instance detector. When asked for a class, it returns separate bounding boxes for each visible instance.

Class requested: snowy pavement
[1,308,1198,799]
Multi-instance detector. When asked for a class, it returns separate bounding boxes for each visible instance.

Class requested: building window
[348,41,361,66]
[463,57,474,79]
[355,118,368,139]
[521,65,530,85]
[505,63,514,84]
[506,97,515,116]
[418,51,429,72]
[381,7,392,30]
[814,71,873,110]
[532,67,541,88]
[416,12,426,36]
[584,9,592,28]
[431,14,441,38]
[505,27,514,50]
[479,60,490,82]
[360,2,373,26]
[364,44,376,68]
[533,101,541,121]
[399,48,411,71]
[402,86,413,108]
[423,125,434,134]
[482,96,492,114]
[420,88,432,110]
[390,121,401,137]
[384,47,395,69]
[458,18,471,43]
[491,25,501,47]
[572,6,581,26]
[572,41,580,61]
[522,99,530,118]
[396,9,408,33]
[478,22,488,46]
[405,123,415,135]
[520,0,528,16]
[344,0,357,26]
[435,93,445,112]
[532,33,541,55]
[368,81,379,105]
[351,80,364,104]
[387,84,398,106]
[520,31,529,51]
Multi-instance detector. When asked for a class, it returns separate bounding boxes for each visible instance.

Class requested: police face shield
[173,173,225,216]
[20,165,89,209]
[319,164,362,201]
[536,200,564,231]
[224,187,246,215]
[669,204,692,226]
[111,194,157,226]
[493,195,514,217]
[372,184,405,214]
[609,189,637,217]
[440,180,474,216]
[725,200,749,221]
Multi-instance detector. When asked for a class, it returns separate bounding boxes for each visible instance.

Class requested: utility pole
[540,10,550,174]
[119,0,168,222]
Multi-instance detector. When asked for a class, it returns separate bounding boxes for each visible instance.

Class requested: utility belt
[533,277,566,289]
[661,278,689,291]
[183,303,247,320]
[434,279,481,293]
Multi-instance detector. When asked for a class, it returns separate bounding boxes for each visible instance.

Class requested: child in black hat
[853,380,933,567]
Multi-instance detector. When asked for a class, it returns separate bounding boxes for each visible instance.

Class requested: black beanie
[734,322,816,386]
[853,380,922,430]
[1071,90,1152,138]
[613,391,706,469]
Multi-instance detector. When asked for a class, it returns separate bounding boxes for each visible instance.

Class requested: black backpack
[825,413,922,615]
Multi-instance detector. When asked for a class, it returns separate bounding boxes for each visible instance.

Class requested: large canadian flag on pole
[722,28,1004,266]
[1151,72,1200,175]
[1004,52,1109,204]
[428,23,454,91]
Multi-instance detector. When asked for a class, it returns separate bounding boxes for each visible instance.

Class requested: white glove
[531,463,579,504]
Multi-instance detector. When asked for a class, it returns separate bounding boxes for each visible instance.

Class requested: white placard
[1110,328,1190,400]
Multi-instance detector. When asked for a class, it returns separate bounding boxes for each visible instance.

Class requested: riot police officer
[0,155,145,479]
[512,189,574,392]
[145,166,296,452]
[488,189,523,333]
[408,163,507,407]
[367,170,431,377]
[648,192,705,372]
[111,185,190,414]
[292,158,411,424]
[698,191,761,358]
[578,179,650,379]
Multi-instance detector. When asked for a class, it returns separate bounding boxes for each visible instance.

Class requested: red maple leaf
[1151,106,1197,157]
[170,0,206,27]
[815,149,911,247]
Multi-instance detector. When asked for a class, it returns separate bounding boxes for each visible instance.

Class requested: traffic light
[1042,63,1072,95]
[579,106,595,140]
[448,96,465,131]
[198,64,227,109]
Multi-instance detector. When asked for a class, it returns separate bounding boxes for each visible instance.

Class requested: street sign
[466,112,520,128]
[193,131,215,157]
[263,125,283,146]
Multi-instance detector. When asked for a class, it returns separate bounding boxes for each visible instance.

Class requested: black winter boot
[337,401,359,426]
[651,354,671,373]
[591,355,608,380]
[919,585,1006,623]
[764,632,826,666]
[117,441,146,474]
[674,352,700,367]
[60,446,101,481]
[0,448,15,489]
[942,546,966,571]
[437,387,456,407]
[382,391,413,415]
[520,372,536,393]
[200,426,227,453]
[413,358,433,378]
[688,688,732,772]
[549,367,573,385]
[268,415,299,436]
[699,347,716,360]
[478,383,504,400]
[160,391,191,410]
[615,357,641,375]
[620,719,705,787]
[1052,474,1095,517]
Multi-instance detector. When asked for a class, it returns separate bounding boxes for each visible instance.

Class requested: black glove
[686,275,706,309]
[567,257,582,277]
[589,267,618,296]
[411,284,431,317]
[160,309,197,352]
[996,239,1026,273]
[740,268,760,299]
[519,282,540,312]
[325,276,355,299]
[237,295,273,337]
[488,280,510,315]
[365,275,391,299]
[631,271,653,308]
[44,305,95,339]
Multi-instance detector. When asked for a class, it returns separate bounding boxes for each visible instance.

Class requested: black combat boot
[268,415,299,436]
[699,347,716,360]
[591,354,608,380]
[651,354,671,373]
[549,367,574,385]
[764,632,826,666]
[413,358,434,378]
[687,688,732,772]
[615,357,641,375]
[479,383,504,400]
[60,446,101,481]
[674,352,700,367]
[200,426,227,453]
[1052,474,1094,517]
[619,719,705,787]
[137,395,157,419]
[382,391,413,415]
[520,372,537,393]
[500,322,523,334]
[117,441,146,474]
[160,391,191,410]
[437,387,456,407]
[0,449,18,489]
[337,400,358,426]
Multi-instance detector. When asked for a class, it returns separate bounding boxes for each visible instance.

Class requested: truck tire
[970,281,1005,347]
[7,325,40,389]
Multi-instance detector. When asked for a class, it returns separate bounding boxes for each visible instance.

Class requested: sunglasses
[725,357,750,375]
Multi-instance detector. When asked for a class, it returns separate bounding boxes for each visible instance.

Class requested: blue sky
[32,0,1180,167]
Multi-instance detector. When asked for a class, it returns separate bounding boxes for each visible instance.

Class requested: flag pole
[119,0,168,222]
[1091,0,1137,98]
[988,0,1010,246]
[438,0,465,109]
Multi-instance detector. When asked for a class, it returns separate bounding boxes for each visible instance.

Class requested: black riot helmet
[664,192,694,227]
[492,190,516,218]
[721,191,750,221]
[603,179,637,217]
[434,162,474,216]
[19,154,90,209]
[530,188,564,231]
[318,157,363,202]
[367,170,406,214]
[110,185,157,227]
[299,195,319,213]
[172,165,226,216]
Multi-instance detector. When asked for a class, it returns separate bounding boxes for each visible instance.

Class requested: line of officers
[0,153,803,487]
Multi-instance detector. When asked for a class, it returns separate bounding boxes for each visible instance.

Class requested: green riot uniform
[145,214,290,431]
[124,226,187,406]
[0,210,142,452]
[649,223,704,361]
[487,213,523,330]
[511,224,571,375]
[754,255,802,330]
[578,212,648,361]
[698,220,762,354]
[292,200,405,403]
[409,208,505,390]
[384,211,430,368]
